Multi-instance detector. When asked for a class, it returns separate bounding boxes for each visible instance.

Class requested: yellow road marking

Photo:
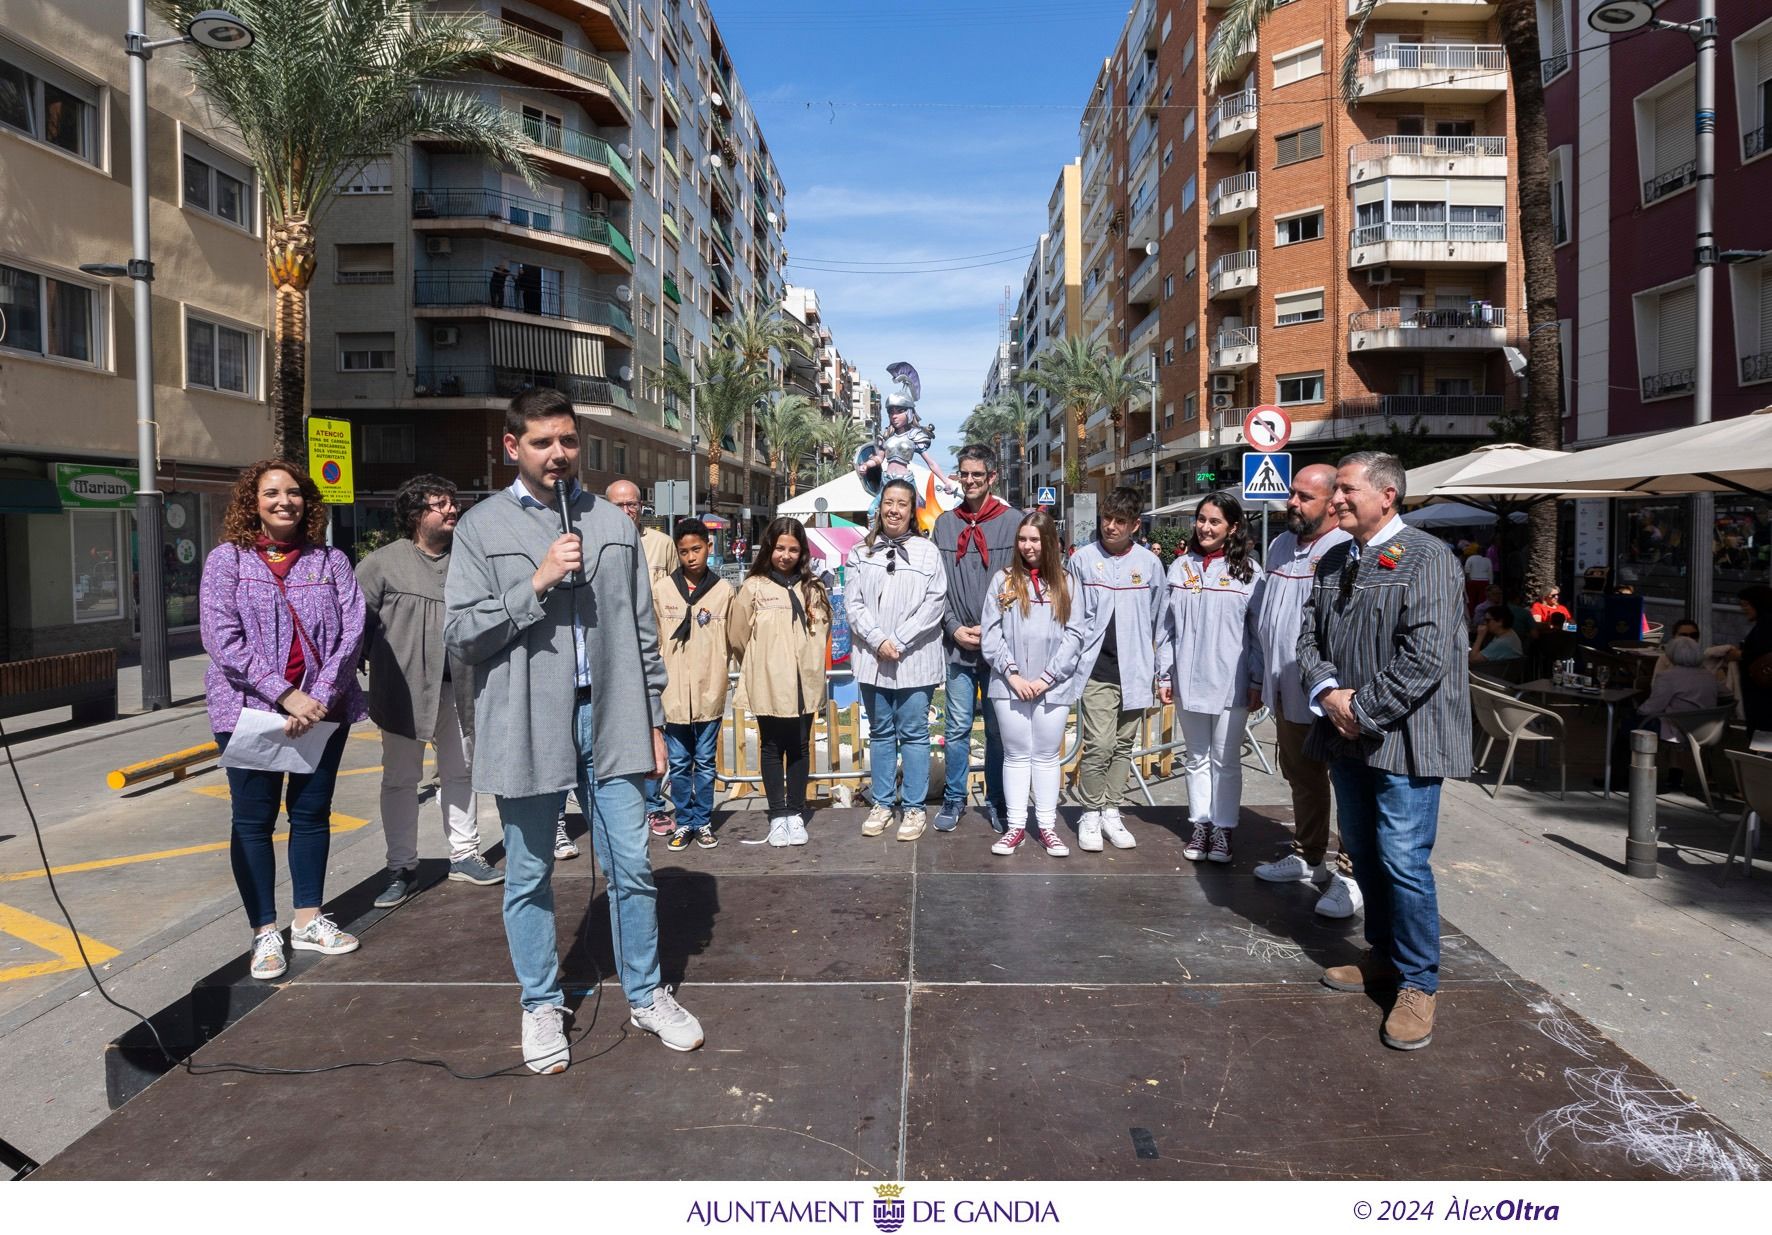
[0,901,120,983]
[0,809,372,884]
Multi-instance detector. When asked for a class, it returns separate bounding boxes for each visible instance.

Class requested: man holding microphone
[446,389,703,1074]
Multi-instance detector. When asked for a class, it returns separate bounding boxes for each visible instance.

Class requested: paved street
[1,656,1766,1172]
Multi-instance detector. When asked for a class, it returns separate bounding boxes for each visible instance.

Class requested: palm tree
[153,0,536,458]
[1092,352,1156,488]
[655,351,771,509]
[754,394,818,510]
[1024,336,1107,494]
[714,306,804,504]
[1209,0,1562,594]
[813,415,869,484]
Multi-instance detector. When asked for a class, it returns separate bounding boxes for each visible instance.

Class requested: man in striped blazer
[1296,451,1470,1051]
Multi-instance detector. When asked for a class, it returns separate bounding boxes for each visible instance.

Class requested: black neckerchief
[768,569,810,633]
[669,568,718,645]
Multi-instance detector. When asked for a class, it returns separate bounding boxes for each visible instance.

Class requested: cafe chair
[1470,680,1566,800]
[1721,749,1770,878]
[1659,706,1734,812]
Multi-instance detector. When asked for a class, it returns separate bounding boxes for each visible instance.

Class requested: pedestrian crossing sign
[1241,451,1291,502]
[1036,485,1057,507]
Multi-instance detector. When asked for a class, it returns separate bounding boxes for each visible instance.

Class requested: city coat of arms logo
[872,1183,906,1233]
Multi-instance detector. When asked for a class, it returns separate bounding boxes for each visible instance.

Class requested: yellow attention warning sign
[307,417,355,505]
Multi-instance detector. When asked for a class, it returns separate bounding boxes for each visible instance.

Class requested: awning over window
[0,476,63,514]
[490,320,605,377]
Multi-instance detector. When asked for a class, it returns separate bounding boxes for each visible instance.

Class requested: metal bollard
[1626,728,1660,878]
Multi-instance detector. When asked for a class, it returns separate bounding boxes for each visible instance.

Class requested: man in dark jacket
[931,444,1021,832]
[1298,451,1470,1052]
[357,475,498,908]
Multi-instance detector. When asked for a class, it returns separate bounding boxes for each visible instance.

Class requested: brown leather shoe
[1381,988,1436,1051]
[1321,948,1401,992]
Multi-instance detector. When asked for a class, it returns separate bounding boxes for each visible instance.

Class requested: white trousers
[380,689,479,868]
[1178,707,1246,829]
[993,697,1070,829]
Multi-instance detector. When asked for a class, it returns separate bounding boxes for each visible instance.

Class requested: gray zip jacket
[444,486,666,795]
[981,564,1096,705]
[357,538,475,741]
[1070,540,1165,708]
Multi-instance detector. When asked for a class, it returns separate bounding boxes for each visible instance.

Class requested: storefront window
[1714,496,1771,589]
[163,491,205,629]
[71,510,123,621]
[1613,498,1687,604]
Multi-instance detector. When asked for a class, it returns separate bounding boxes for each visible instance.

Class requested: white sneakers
[630,985,704,1051]
[522,1004,571,1074]
[784,814,809,845]
[1315,872,1364,919]
[1254,852,1332,885]
[1077,810,1104,852]
[1099,808,1136,849]
[250,930,287,980]
[766,814,810,847]
[861,804,894,837]
[289,912,359,955]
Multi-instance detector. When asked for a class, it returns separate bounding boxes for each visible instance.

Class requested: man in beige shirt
[608,479,680,833]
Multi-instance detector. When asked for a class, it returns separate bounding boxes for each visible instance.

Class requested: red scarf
[1198,549,1225,569]
[955,496,1010,567]
[255,535,308,686]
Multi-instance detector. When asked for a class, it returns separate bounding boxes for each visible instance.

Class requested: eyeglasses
[613,500,642,510]
[426,498,461,512]
[957,471,990,482]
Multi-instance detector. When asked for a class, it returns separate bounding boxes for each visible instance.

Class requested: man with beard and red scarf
[932,443,1022,833]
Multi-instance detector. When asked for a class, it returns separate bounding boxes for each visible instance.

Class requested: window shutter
[1758,267,1772,349]
[1542,0,1569,78]
[1299,125,1322,160]
[1656,285,1697,372]
[1654,83,1695,176]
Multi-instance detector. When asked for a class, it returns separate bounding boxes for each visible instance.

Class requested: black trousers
[757,713,814,816]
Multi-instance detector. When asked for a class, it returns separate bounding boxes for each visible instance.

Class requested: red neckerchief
[955,496,1010,567]
[254,534,304,580]
[1198,550,1225,569]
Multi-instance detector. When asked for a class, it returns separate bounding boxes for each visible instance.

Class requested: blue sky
[716,0,1130,466]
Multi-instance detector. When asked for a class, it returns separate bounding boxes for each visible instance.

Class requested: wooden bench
[0,649,119,725]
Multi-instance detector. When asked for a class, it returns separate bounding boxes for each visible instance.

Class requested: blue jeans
[495,697,660,1010]
[943,658,1004,811]
[215,725,349,929]
[664,719,720,833]
[1328,759,1443,995]
[860,683,934,810]
[645,775,667,816]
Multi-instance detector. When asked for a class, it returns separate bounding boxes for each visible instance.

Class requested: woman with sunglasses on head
[982,512,1093,858]
[200,459,368,980]
[1157,491,1265,865]
[846,478,949,840]
[730,517,832,847]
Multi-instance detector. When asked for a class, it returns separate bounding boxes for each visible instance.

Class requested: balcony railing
[1641,367,1696,400]
[1348,306,1511,332]
[1742,352,1772,384]
[1348,134,1507,162]
[1128,309,1160,349]
[1644,161,1698,203]
[1128,120,1159,171]
[414,271,635,337]
[1338,394,1503,423]
[505,109,635,191]
[469,16,631,111]
[1127,250,1159,294]
[1747,125,1767,160]
[411,188,633,261]
[1207,89,1256,134]
[1351,219,1506,245]
[412,365,634,411]
[1208,250,1258,281]
[1208,171,1258,219]
[1357,43,1506,78]
[663,274,682,305]
[336,270,394,284]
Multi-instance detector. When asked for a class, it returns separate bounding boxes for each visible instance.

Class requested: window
[335,243,394,284]
[1162,339,1174,366]
[1734,23,1772,159]
[1275,125,1323,166]
[1183,322,1197,352]
[1632,280,1698,399]
[0,43,99,164]
[337,155,393,194]
[1275,209,1324,246]
[614,443,628,473]
[1637,73,1698,203]
[1182,392,1196,424]
[1549,146,1571,245]
[1538,0,1571,83]
[339,332,394,371]
[71,511,123,622]
[186,312,256,395]
[1162,204,1174,234]
[1184,249,1197,280]
[1180,174,1197,213]
[0,261,99,364]
[1162,140,1173,170]
[363,424,415,464]
[1163,273,1174,300]
[1732,259,1772,383]
[1277,372,1324,405]
[182,132,254,230]
[1275,289,1325,326]
[1182,36,1195,70]
[1272,43,1324,88]
[1181,107,1195,143]
[585,436,605,470]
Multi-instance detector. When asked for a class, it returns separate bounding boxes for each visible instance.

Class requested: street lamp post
[1588,0,1717,629]
[93,5,253,711]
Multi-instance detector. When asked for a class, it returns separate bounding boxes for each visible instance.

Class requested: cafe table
[1513,679,1640,798]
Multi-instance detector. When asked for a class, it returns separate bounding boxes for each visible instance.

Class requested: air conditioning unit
[1211,373,1237,393]
[588,192,609,216]
[1366,266,1394,286]
[1212,393,1234,409]
[424,236,452,256]
[431,326,460,347]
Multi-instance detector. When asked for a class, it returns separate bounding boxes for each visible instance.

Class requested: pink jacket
[199,542,368,734]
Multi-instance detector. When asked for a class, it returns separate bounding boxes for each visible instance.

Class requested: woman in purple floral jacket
[200,460,368,980]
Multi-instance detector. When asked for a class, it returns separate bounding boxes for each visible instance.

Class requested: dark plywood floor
[38,807,1769,1181]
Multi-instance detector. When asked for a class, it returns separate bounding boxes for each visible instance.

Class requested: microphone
[554,477,581,587]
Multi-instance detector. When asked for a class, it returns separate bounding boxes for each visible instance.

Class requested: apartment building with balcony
[1542,0,1772,634]
[308,0,790,537]
[1067,0,1525,508]
[1007,161,1085,506]
[0,0,272,658]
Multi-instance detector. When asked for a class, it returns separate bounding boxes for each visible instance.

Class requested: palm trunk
[1110,410,1124,497]
[707,445,723,502]
[268,219,317,460]
[1069,400,1087,492]
[1499,0,1563,599]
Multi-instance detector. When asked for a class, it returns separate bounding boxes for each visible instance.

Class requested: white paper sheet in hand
[217,708,341,773]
